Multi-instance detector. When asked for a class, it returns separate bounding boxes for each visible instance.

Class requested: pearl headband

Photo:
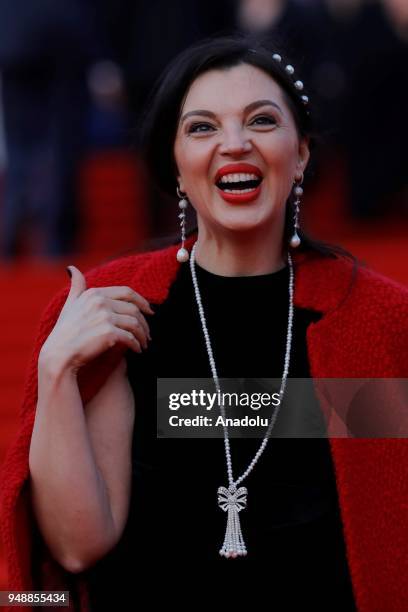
[248,48,310,111]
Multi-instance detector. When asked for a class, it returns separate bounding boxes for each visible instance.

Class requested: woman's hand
[39,265,154,374]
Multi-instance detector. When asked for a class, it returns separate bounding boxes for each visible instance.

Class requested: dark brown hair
[139,33,354,260]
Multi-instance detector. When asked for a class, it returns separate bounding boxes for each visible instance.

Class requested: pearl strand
[189,242,294,489]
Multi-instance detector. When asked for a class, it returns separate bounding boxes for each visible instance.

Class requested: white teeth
[223,187,258,194]
[219,172,260,184]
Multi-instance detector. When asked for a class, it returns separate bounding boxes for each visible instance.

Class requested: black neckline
[192,261,289,283]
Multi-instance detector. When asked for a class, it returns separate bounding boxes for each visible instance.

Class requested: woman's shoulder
[297,252,407,375]
[296,250,407,330]
[84,242,179,284]
[39,243,177,327]
[333,255,407,311]
[353,261,408,307]
[70,244,172,294]
[83,249,156,286]
[347,263,407,346]
[322,254,407,332]
[304,250,406,299]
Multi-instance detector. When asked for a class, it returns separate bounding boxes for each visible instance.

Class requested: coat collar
[131,232,355,317]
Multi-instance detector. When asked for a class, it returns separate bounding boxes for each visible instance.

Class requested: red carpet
[0,150,406,588]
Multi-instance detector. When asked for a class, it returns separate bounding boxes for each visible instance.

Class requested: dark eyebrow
[180,99,283,124]
[180,109,217,124]
[245,99,283,115]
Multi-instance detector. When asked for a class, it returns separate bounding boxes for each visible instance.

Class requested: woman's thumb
[66,265,87,300]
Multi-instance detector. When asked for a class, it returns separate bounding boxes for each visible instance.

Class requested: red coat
[1,233,407,611]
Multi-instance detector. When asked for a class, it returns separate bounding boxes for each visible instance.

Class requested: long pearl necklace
[189,241,294,558]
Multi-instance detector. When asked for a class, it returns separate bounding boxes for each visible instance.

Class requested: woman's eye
[250,115,277,126]
[188,122,215,134]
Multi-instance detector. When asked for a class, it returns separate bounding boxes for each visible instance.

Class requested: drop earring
[176,186,189,262]
[289,175,304,248]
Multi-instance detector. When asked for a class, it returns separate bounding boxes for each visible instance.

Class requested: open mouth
[216,173,263,194]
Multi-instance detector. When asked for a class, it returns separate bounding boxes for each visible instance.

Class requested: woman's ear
[177,175,186,193]
[297,137,310,173]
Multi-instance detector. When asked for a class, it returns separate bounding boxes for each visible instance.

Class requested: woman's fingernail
[66,267,72,278]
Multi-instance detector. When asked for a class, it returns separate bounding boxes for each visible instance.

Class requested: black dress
[84,261,356,610]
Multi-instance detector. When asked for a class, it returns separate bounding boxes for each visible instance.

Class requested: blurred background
[0,0,407,588]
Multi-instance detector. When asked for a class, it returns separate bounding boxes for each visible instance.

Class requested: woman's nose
[219,130,252,156]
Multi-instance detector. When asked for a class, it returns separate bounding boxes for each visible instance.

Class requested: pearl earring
[290,175,304,248]
[176,186,189,262]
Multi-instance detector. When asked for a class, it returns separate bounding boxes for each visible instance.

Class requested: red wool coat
[0,233,407,612]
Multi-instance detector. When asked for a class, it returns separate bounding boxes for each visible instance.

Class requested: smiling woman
[140,35,350,267]
[172,63,310,274]
[1,33,407,612]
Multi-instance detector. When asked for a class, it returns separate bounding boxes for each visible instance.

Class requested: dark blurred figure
[0,1,103,258]
[100,0,236,238]
[0,0,237,255]
[238,0,407,219]
[332,0,408,218]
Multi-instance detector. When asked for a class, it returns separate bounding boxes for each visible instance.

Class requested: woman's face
[173,63,310,235]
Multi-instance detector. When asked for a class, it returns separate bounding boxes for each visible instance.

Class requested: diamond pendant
[217,485,248,558]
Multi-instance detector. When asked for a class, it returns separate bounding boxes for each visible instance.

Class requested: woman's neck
[192,223,286,277]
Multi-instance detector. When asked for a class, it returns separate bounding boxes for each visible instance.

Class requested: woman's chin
[212,212,272,234]
[211,197,275,232]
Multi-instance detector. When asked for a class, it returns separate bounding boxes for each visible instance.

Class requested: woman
[1,35,407,611]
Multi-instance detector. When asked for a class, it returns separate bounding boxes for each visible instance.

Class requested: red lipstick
[214,163,263,204]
